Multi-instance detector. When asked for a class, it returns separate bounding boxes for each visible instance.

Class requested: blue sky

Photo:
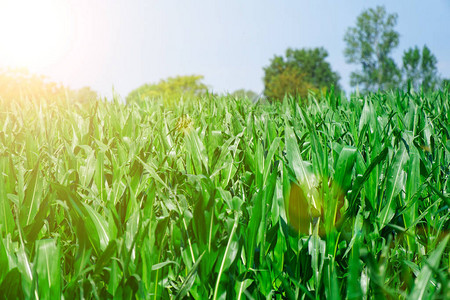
[1,0,449,98]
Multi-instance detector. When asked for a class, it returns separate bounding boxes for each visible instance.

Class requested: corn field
[0,90,449,299]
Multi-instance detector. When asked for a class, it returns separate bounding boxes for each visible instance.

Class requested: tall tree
[344,6,400,91]
[402,45,440,91]
[263,47,340,101]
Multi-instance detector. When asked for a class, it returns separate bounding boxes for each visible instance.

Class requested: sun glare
[0,0,72,70]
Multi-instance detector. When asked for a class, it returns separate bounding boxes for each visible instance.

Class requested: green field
[0,90,449,299]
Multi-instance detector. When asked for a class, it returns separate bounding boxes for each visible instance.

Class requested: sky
[0,0,449,99]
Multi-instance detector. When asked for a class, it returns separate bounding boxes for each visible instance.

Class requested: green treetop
[126,75,208,104]
[344,6,400,92]
[402,45,440,92]
[263,47,340,102]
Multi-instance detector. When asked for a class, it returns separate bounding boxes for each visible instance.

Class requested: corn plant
[0,89,448,299]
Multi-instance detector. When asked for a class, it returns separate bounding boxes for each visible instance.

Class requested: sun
[0,0,72,70]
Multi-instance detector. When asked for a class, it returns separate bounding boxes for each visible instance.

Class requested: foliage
[126,74,208,104]
[442,78,450,89]
[0,68,98,104]
[0,89,449,299]
[264,65,314,102]
[402,45,440,92]
[66,86,99,104]
[263,47,340,101]
[0,68,65,101]
[344,6,401,91]
[230,89,259,101]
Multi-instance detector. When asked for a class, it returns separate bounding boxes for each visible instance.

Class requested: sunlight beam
[0,0,72,70]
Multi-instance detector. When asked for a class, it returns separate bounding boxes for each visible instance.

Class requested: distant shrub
[126,75,208,105]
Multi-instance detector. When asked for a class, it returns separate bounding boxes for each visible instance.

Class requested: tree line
[0,68,98,104]
[127,6,447,103]
[1,6,447,104]
[264,5,446,101]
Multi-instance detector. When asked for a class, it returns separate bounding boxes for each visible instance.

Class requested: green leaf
[175,252,204,300]
[285,125,310,188]
[151,260,179,271]
[285,124,319,211]
[213,213,239,300]
[409,235,449,299]
[53,183,101,255]
[0,234,9,283]
[95,150,105,202]
[263,137,281,185]
[23,192,51,244]
[378,147,408,228]
[333,145,357,193]
[35,239,61,299]
[346,233,362,299]
[186,128,209,174]
[94,240,117,275]
[0,176,14,236]
[19,158,44,227]
[348,147,388,212]
[83,202,110,251]
[245,189,263,269]
[16,246,33,299]
[0,268,24,300]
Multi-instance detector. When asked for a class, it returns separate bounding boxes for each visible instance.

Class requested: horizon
[0,0,449,99]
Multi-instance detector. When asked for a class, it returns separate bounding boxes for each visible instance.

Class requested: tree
[344,6,400,91]
[264,65,314,101]
[67,86,99,104]
[230,89,258,101]
[402,45,440,91]
[0,68,63,100]
[263,47,340,101]
[126,75,208,104]
[0,68,98,103]
[442,79,450,90]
